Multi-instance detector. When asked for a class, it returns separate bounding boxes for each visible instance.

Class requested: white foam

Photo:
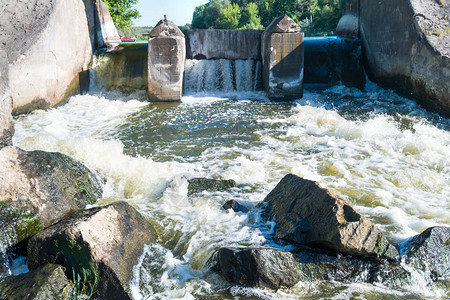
[11,84,449,299]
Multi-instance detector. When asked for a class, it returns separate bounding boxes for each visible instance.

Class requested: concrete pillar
[262,15,304,100]
[148,19,185,101]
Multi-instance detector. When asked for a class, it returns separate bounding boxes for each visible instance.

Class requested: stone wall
[185,29,263,60]
[0,50,14,148]
[0,0,120,115]
[338,0,450,117]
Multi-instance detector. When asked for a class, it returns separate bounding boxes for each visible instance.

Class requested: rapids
[11,81,450,299]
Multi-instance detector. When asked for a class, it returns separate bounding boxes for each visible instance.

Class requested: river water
[11,71,449,298]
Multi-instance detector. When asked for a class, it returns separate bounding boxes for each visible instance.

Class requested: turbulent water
[11,78,450,299]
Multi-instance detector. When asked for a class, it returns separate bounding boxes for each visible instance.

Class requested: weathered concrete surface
[185,29,263,60]
[0,0,93,114]
[0,264,72,300]
[0,50,14,148]
[148,19,185,101]
[27,201,157,299]
[0,146,103,231]
[262,15,304,100]
[94,0,121,49]
[83,0,121,51]
[263,174,399,259]
[338,0,450,117]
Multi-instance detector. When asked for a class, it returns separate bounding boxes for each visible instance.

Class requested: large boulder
[212,246,410,291]
[0,264,71,300]
[0,146,103,243]
[213,247,301,290]
[337,0,450,117]
[294,249,409,286]
[403,226,450,279]
[0,50,14,149]
[263,174,398,259]
[27,201,157,299]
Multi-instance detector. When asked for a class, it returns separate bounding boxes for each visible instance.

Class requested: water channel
[10,59,450,298]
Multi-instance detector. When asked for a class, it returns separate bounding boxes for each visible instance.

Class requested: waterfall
[184,59,262,93]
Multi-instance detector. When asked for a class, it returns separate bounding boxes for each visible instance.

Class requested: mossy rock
[0,264,71,300]
[27,201,157,299]
[0,202,42,248]
[0,146,104,229]
[187,178,237,195]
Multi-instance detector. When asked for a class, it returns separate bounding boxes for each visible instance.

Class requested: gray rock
[212,246,410,291]
[187,178,237,195]
[294,250,410,286]
[0,49,14,149]
[222,200,248,213]
[0,146,103,232]
[263,174,398,259]
[404,226,450,279]
[0,264,71,300]
[0,204,41,253]
[27,201,157,299]
[213,247,301,290]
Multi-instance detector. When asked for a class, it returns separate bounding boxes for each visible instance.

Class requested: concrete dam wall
[338,0,450,117]
[93,34,365,93]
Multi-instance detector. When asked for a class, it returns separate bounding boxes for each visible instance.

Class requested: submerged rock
[212,246,410,291]
[294,250,409,286]
[222,200,248,213]
[0,146,103,233]
[214,247,301,290]
[27,201,157,299]
[263,174,398,259]
[187,178,237,195]
[404,226,450,279]
[0,264,71,300]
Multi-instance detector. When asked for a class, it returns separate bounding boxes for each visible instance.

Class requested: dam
[1,2,449,299]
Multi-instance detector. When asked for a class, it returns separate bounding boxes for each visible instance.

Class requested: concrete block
[262,15,304,100]
[148,20,185,101]
[185,30,263,60]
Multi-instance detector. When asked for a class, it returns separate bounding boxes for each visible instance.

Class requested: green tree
[312,0,343,32]
[218,3,241,29]
[240,2,261,28]
[103,0,141,31]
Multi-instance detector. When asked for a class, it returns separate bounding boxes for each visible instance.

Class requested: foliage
[240,2,261,28]
[191,0,344,34]
[103,0,141,31]
[120,26,152,41]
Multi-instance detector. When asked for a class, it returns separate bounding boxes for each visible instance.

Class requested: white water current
[10,76,450,298]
